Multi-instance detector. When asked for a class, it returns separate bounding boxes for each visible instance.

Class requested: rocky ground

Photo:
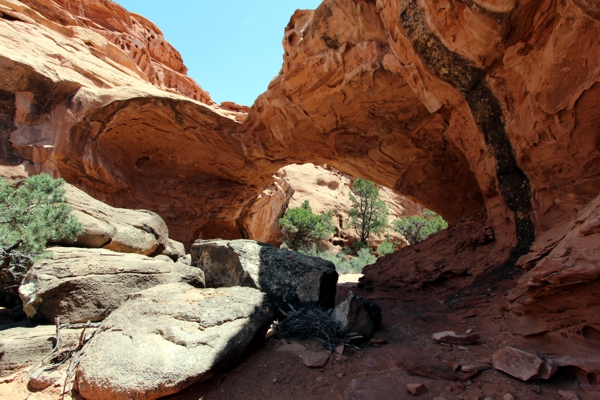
[1,274,594,400]
[166,275,592,400]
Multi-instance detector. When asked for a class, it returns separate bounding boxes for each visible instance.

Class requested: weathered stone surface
[162,238,186,261]
[190,239,338,313]
[76,283,273,400]
[301,351,330,368]
[332,291,375,338]
[19,247,205,323]
[432,331,480,345]
[0,322,80,377]
[62,184,169,256]
[492,346,557,381]
[406,383,427,395]
[27,369,62,391]
[510,194,600,334]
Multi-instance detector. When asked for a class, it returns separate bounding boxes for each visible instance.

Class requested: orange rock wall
[0,0,600,372]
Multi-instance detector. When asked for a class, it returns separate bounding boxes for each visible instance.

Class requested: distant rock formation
[245,163,423,246]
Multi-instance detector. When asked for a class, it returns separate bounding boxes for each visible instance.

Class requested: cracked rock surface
[19,247,205,324]
[76,282,273,400]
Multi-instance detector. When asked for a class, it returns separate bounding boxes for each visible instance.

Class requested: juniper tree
[278,200,335,251]
[347,178,389,245]
[393,209,448,245]
[0,174,83,290]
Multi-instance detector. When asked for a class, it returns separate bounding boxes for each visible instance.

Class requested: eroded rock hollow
[1,0,599,383]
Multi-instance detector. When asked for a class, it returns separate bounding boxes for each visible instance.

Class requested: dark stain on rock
[321,34,340,50]
[400,0,535,254]
[0,89,21,165]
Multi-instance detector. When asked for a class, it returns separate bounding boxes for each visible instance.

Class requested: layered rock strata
[0,0,599,380]
[19,247,205,323]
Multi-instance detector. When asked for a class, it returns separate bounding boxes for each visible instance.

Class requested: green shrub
[348,248,376,272]
[1,174,83,289]
[392,209,448,245]
[300,246,376,275]
[348,178,389,245]
[376,235,400,257]
[278,200,335,251]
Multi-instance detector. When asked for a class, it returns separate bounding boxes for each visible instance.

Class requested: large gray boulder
[76,283,273,400]
[61,184,170,255]
[190,239,338,313]
[19,247,205,324]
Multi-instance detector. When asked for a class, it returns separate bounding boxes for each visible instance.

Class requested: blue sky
[114,1,322,106]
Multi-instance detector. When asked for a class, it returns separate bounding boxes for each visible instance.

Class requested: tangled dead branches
[274,305,346,350]
[26,317,100,398]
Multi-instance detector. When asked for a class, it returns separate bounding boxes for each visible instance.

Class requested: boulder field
[1,0,600,391]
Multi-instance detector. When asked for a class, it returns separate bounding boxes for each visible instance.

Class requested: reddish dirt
[162,276,595,400]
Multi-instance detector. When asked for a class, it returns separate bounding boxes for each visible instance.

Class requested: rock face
[190,239,338,313]
[76,283,273,400]
[1,0,599,382]
[19,247,205,323]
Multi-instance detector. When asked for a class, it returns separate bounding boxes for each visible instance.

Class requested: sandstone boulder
[19,247,205,324]
[332,291,375,339]
[0,322,80,377]
[76,283,273,400]
[492,346,557,381]
[190,239,338,313]
[432,331,480,345]
[161,238,186,261]
[62,184,170,256]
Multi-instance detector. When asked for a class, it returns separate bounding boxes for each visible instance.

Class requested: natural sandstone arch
[1,0,600,379]
[2,0,598,258]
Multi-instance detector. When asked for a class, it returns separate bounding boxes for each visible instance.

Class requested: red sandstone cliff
[1,0,600,383]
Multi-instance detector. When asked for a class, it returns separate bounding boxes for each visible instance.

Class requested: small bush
[348,248,376,272]
[300,246,376,275]
[376,235,401,257]
[279,200,335,251]
[392,209,448,245]
[1,174,83,289]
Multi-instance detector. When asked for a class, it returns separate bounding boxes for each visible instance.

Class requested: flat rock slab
[301,351,330,367]
[19,247,205,323]
[492,346,557,381]
[191,239,338,313]
[0,323,80,377]
[76,283,273,400]
[431,331,480,345]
